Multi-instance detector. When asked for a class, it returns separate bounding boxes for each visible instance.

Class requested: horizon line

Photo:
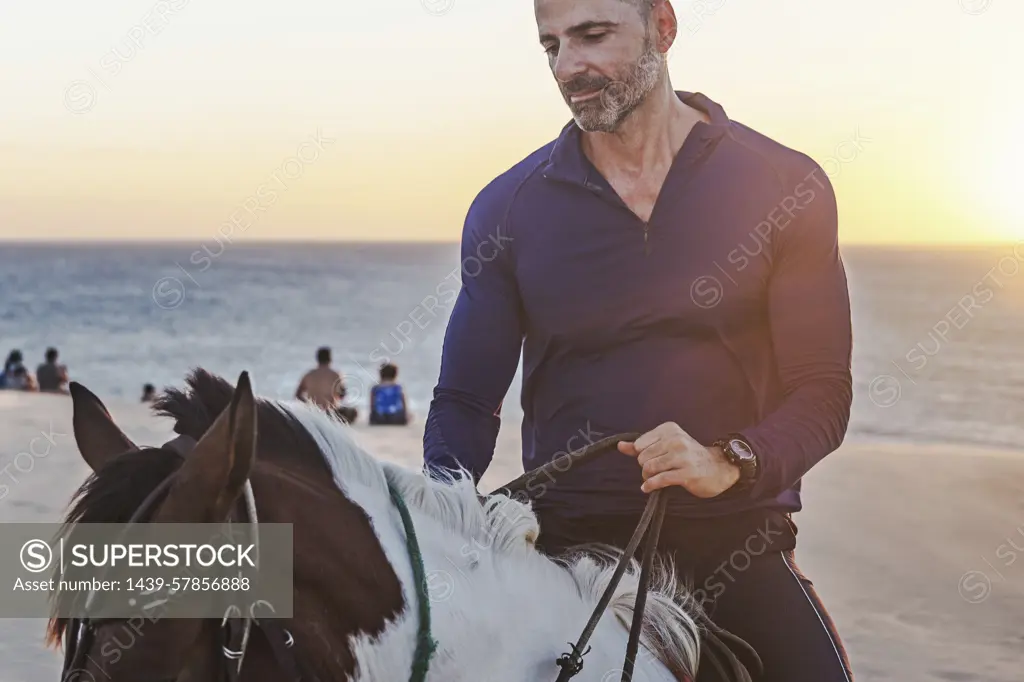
[0,238,1020,250]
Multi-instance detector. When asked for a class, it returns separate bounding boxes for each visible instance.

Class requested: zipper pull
[643,224,650,256]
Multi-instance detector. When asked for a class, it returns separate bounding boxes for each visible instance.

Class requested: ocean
[3,242,1024,452]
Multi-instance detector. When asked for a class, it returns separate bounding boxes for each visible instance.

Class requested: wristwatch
[712,434,759,491]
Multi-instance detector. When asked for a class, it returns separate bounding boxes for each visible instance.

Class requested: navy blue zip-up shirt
[424,91,852,519]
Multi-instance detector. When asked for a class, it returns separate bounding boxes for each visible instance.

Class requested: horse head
[51,370,406,682]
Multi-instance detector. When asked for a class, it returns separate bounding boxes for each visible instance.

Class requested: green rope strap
[388,482,438,682]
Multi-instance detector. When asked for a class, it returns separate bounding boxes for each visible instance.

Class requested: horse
[48,369,702,681]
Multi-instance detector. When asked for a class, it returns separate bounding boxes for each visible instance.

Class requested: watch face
[729,438,754,460]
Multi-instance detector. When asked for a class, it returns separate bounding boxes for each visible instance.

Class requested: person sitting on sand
[36,347,69,394]
[369,362,409,426]
[0,349,26,389]
[141,383,157,402]
[7,366,38,392]
[295,346,357,424]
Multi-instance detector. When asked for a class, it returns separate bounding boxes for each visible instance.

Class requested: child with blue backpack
[369,362,409,426]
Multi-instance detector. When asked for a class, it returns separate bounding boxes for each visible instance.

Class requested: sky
[0,0,1021,244]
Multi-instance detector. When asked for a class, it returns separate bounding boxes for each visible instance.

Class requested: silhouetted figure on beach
[295,346,357,424]
[8,366,38,392]
[141,383,157,402]
[0,350,26,389]
[36,347,69,394]
[369,363,409,426]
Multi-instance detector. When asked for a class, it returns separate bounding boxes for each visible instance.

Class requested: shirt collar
[542,90,732,186]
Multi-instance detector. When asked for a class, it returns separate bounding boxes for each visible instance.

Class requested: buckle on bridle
[556,642,591,675]
[220,605,252,671]
[222,647,245,660]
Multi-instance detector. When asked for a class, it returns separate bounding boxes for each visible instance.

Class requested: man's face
[536,0,665,133]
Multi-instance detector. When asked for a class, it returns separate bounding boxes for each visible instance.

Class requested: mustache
[559,74,613,96]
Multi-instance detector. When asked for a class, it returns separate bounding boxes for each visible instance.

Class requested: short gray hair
[621,0,656,20]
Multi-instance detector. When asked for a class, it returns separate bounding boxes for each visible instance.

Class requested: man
[423,1,853,680]
[295,347,357,423]
[36,347,69,393]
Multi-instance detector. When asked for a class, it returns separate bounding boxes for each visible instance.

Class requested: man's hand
[617,422,740,497]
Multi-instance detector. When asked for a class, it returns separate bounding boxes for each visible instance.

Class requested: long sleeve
[740,166,853,499]
[423,196,524,482]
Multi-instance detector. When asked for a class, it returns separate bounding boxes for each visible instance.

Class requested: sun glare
[973,123,1024,238]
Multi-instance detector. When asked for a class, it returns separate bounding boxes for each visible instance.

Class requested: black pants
[534,508,854,682]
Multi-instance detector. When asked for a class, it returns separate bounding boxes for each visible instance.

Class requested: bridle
[60,434,310,682]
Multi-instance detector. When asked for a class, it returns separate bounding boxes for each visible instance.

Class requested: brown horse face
[56,370,407,682]
[59,375,257,682]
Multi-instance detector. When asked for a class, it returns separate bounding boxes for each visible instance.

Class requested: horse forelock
[153,368,335,478]
[150,368,232,439]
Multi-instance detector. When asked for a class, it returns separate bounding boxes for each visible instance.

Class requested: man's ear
[70,382,138,471]
[653,0,678,53]
[153,372,257,523]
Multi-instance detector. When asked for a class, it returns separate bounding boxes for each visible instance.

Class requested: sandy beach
[1,391,1022,681]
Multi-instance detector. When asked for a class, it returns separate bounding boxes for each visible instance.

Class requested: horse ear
[155,372,257,523]
[70,382,138,471]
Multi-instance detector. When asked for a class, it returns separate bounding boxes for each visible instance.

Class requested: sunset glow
[1,0,1020,244]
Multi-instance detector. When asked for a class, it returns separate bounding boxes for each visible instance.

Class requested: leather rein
[489,433,670,682]
[489,433,759,682]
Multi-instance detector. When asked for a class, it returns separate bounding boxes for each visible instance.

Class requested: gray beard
[567,42,665,133]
